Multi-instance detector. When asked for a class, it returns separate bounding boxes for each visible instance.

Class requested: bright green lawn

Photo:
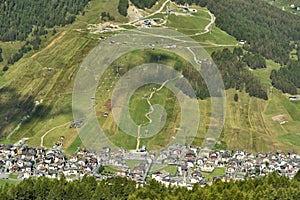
[0,179,18,187]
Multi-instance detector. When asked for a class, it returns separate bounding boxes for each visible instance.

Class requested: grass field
[0,41,25,68]
[126,160,142,170]
[101,166,118,175]
[93,46,300,153]
[8,174,18,179]
[0,179,18,187]
[0,0,126,153]
[221,57,300,153]
[0,0,299,155]
[167,15,210,35]
[150,164,178,176]
[129,84,179,125]
[202,167,226,182]
[96,50,184,150]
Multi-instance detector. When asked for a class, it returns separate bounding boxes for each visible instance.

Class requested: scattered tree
[97,165,104,174]
[234,93,239,102]
[2,66,9,71]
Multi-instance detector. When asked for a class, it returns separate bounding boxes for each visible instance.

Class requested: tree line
[2,27,58,72]
[117,0,159,16]
[212,48,268,100]
[174,0,300,94]
[206,0,300,65]
[118,0,129,16]
[205,0,300,94]
[0,0,89,72]
[0,47,3,63]
[0,0,89,42]
[131,0,158,9]
[270,60,300,94]
[115,48,267,100]
[173,0,208,7]
[0,171,300,199]
[179,48,268,100]
[101,12,115,21]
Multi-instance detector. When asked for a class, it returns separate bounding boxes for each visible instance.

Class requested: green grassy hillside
[0,0,299,154]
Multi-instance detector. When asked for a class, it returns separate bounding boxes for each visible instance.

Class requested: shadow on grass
[0,86,52,138]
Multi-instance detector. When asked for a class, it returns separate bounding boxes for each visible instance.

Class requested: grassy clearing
[147,13,165,19]
[75,0,127,27]
[126,160,142,170]
[129,84,179,125]
[0,41,25,66]
[8,174,18,179]
[278,133,300,147]
[167,14,210,35]
[120,24,137,29]
[192,25,238,46]
[251,59,281,87]
[161,165,178,176]
[0,179,18,187]
[218,55,300,153]
[0,31,94,141]
[66,135,85,155]
[203,167,226,182]
[222,88,299,153]
[102,166,118,175]
[150,164,178,176]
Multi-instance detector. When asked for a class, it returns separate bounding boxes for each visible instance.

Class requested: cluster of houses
[135,18,165,28]
[289,95,300,101]
[182,6,197,13]
[290,4,300,11]
[0,143,99,181]
[150,144,300,188]
[0,141,299,188]
[88,23,120,34]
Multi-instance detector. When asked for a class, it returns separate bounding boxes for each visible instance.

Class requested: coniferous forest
[179,48,268,100]
[118,0,129,16]
[0,0,90,41]
[205,0,300,94]
[207,0,300,65]
[118,0,158,16]
[270,60,300,94]
[0,172,299,200]
[0,0,90,70]
[174,0,300,95]
[130,0,159,9]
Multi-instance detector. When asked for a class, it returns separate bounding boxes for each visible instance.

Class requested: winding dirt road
[40,121,71,147]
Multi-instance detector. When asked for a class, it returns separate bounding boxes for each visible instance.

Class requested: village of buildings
[1,138,300,189]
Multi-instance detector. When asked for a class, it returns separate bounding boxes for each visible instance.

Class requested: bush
[2,65,9,71]
[234,93,239,102]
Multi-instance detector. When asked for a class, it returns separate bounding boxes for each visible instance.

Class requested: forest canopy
[118,0,129,16]
[270,60,300,94]
[131,0,159,9]
[174,0,300,94]
[0,172,299,199]
[206,0,300,65]
[0,0,90,41]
